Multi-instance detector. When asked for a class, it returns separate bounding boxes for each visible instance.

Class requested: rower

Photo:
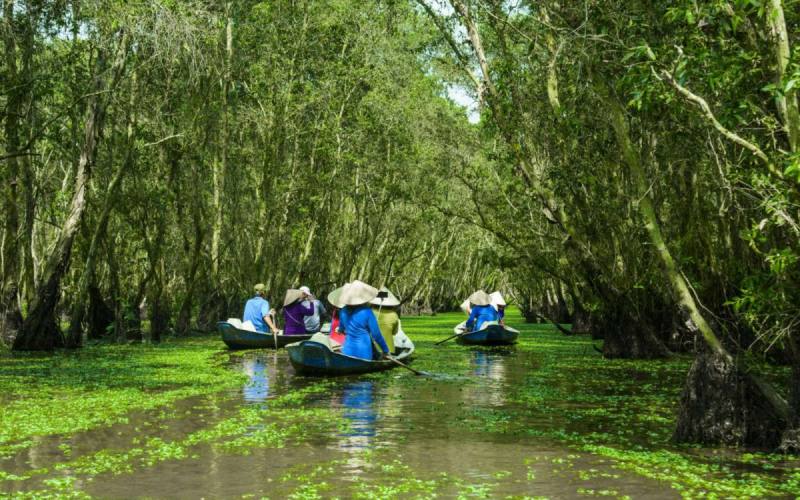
[339,280,390,360]
[464,290,498,332]
[243,283,279,333]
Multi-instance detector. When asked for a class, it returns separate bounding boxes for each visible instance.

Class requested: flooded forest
[1,0,799,498]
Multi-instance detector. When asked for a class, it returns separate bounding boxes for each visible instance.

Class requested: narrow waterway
[1,316,797,498]
[85,349,677,498]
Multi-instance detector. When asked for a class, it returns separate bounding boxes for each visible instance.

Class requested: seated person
[465,289,499,332]
[282,288,315,335]
[243,283,279,333]
[370,286,401,354]
[490,291,507,326]
[300,285,327,333]
[338,281,389,360]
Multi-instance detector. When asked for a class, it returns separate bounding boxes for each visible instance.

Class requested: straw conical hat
[327,283,350,309]
[468,290,491,306]
[370,286,400,307]
[490,291,506,307]
[459,299,471,313]
[283,288,304,306]
[340,280,378,306]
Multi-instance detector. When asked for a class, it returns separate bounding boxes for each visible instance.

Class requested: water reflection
[468,350,507,406]
[241,354,270,403]
[339,381,377,450]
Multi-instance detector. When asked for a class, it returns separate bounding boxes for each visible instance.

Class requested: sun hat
[254,283,266,294]
[283,288,305,306]
[468,290,491,306]
[369,286,401,307]
[459,299,471,313]
[340,280,379,306]
[490,291,507,307]
[299,286,311,295]
[327,283,350,309]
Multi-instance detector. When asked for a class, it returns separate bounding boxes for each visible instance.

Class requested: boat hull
[456,324,519,346]
[218,322,312,349]
[287,340,414,376]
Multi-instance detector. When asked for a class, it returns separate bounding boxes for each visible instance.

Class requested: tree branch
[658,68,781,179]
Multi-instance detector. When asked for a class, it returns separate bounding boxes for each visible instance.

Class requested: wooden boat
[286,337,415,376]
[454,323,519,346]
[218,321,313,349]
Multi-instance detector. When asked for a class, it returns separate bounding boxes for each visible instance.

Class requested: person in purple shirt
[338,281,390,360]
[282,288,315,335]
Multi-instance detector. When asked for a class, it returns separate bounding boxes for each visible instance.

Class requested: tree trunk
[602,88,791,446]
[87,285,114,340]
[780,335,800,452]
[1,0,23,346]
[12,32,129,351]
[674,346,787,447]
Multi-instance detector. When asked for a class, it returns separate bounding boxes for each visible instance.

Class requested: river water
[2,318,797,498]
[83,349,677,498]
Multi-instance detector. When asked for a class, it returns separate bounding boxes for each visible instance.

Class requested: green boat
[286,336,415,376]
[454,323,519,346]
[218,321,313,349]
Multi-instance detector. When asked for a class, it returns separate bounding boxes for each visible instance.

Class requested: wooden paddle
[435,327,469,345]
[385,354,429,376]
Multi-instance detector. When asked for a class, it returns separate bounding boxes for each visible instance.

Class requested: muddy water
[49,348,677,499]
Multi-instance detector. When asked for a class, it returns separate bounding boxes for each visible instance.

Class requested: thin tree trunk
[66,68,138,347]
[13,31,129,351]
[0,0,23,346]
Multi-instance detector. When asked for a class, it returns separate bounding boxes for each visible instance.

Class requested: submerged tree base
[674,348,787,448]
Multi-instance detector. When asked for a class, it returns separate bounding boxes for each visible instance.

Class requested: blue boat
[218,321,312,349]
[455,323,519,346]
[286,338,415,376]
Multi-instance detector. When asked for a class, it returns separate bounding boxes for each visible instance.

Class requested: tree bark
[0,0,23,346]
[12,31,129,351]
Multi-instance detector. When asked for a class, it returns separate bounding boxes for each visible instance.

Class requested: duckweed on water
[2,311,799,498]
[0,339,245,459]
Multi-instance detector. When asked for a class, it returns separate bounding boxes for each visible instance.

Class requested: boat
[218,321,313,349]
[453,322,519,346]
[286,334,415,376]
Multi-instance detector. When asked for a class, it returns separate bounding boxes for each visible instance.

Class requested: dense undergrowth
[1,311,798,498]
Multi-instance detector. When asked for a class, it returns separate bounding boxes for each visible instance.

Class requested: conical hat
[340,280,378,306]
[490,291,506,307]
[327,283,350,309]
[370,286,400,307]
[459,299,471,313]
[283,288,304,306]
[468,289,491,306]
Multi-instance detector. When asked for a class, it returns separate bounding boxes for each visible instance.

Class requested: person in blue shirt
[465,290,499,332]
[338,281,390,360]
[243,283,279,333]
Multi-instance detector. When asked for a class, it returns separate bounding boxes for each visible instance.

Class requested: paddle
[435,327,470,345]
[385,354,429,376]
[270,310,278,348]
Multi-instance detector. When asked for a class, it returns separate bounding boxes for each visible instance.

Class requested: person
[464,289,499,332]
[327,283,349,345]
[370,286,400,354]
[459,298,472,316]
[282,288,315,335]
[490,291,507,326]
[339,280,390,360]
[242,283,280,333]
[300,285,327,334]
